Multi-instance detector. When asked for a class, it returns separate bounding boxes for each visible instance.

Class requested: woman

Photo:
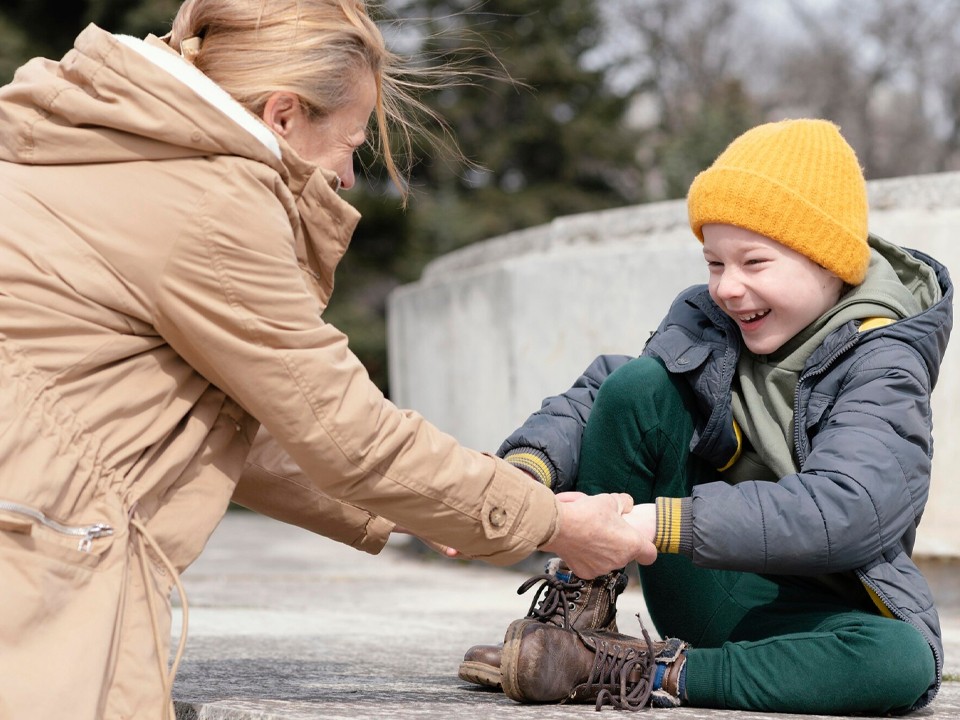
[0,1,653,718]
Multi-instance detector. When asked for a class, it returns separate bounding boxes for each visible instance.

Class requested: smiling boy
[702,224,846,355]
[459,119,952,714]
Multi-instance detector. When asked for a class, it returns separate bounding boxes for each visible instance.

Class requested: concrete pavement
[172,511,960,720]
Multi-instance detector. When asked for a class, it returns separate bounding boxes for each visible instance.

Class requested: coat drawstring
[130,515,189,720]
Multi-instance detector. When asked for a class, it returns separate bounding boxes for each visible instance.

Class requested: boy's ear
[261,92,302,136]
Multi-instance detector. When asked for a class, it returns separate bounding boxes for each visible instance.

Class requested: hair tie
[180,36,202,64]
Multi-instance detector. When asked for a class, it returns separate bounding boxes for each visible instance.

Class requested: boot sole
[500,618,533,702]
[457,660,501,689]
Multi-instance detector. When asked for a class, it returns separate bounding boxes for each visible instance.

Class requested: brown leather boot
[457,559,628,689]
[457,643,502,688]
[500,617,687,710]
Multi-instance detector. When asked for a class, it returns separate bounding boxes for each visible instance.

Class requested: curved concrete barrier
[387,172,960,557]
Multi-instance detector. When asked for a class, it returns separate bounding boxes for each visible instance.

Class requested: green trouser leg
[576,356,934,714]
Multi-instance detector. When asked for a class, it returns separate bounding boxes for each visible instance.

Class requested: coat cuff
[654,497,694,556]
[472,458,559,566]
[356,514,396,555]
[503,447,556,489]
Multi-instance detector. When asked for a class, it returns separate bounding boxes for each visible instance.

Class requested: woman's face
[263,70,377,190]
[702,223,845,355]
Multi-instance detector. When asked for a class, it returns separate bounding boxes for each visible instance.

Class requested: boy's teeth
[740,310,769,322]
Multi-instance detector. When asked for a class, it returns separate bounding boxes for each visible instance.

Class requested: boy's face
[702,224,845,355]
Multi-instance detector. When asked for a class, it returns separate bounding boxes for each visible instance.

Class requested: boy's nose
[715,271,745,300]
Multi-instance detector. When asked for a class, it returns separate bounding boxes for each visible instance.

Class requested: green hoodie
[726,233,942,605]
[728,234,941,484]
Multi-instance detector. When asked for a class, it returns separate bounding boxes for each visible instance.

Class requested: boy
[458,119,950,713]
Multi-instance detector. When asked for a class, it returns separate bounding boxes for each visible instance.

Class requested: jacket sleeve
[233,426,395,555]
[673,338,933,574]
[498,354,633,492]
[150,168,559,566]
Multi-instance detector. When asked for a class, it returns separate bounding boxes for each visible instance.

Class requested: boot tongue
[626,664,649,684]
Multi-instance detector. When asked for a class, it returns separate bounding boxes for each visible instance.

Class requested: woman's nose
[338,163,356,191]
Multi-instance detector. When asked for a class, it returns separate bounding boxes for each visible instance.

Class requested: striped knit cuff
[503,447,555,489]
[654,497,694,556]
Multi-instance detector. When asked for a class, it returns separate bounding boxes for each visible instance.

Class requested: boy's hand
[539,492,657,579]
[622,503,657,549]
[393,526,460,559]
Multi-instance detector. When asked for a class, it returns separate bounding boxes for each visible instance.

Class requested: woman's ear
[261,91,301,136]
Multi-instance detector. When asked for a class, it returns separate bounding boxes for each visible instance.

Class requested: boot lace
[516,572,584,627]
[580,622,656,711]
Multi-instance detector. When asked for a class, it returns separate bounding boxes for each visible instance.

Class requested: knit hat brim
[689,167,870,285]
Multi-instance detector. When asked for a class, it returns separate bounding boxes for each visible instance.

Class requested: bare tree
[598,0,960,184]
[770,0,960,177]
[598,0,762,198]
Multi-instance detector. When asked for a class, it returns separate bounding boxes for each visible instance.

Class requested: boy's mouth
[737,309,770,325]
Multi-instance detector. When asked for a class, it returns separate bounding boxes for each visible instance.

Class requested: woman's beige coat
[0,25,558,719]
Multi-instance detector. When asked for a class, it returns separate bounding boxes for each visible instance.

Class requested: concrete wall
[387,172,960,557]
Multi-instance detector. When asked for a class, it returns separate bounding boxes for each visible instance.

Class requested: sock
[653,662,667,691]
[649,640,688,708]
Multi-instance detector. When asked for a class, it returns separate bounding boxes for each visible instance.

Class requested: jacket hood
[806,237,953,391]
[0,24,358,298]
[836,234,941,325]
[0,23,341,196]
[865,243,953,389]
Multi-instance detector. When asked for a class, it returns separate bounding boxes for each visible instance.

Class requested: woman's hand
[539,492,658,579]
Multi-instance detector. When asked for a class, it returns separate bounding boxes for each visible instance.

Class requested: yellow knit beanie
[687,119,870,285]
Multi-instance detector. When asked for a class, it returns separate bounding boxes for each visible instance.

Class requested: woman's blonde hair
[169,0,424,197]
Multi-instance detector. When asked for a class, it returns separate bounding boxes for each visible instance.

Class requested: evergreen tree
[0,0,179,82]
[385,0,641,254]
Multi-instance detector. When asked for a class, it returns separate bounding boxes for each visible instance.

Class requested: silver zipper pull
[77,523,114,552]
[0,499,114,552]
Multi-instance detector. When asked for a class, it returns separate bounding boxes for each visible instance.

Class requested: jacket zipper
[792,332,862,465]
[857,570,941,709]
[790,333,940,710]
[0,500,114,552]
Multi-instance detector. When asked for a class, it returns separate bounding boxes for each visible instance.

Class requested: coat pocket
[803,392,834,438]
[0,499,114,563]
[645,326,714,373]
[0,498,127,720]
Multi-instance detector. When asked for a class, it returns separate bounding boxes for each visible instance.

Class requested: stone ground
[172,511,960,720]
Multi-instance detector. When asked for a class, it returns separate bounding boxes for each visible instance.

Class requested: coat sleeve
[498,354,633,492]
[688,338,933,574]
[150,168,559,566]
[233,426,395,555]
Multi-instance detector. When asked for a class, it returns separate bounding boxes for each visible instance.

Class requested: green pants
[576,357,934,714]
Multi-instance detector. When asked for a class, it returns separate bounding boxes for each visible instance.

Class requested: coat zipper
[857,570,941,709]
[792,332,862,466]
[0,500,114,552]
[788,331,940,710]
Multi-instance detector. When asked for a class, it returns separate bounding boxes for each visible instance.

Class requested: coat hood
[808,239,952,391]
[0,23,342,197]
[1,25,269,166]
[1,23,359,301]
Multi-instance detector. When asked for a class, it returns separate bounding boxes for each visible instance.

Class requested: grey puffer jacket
[500,241,952,709]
